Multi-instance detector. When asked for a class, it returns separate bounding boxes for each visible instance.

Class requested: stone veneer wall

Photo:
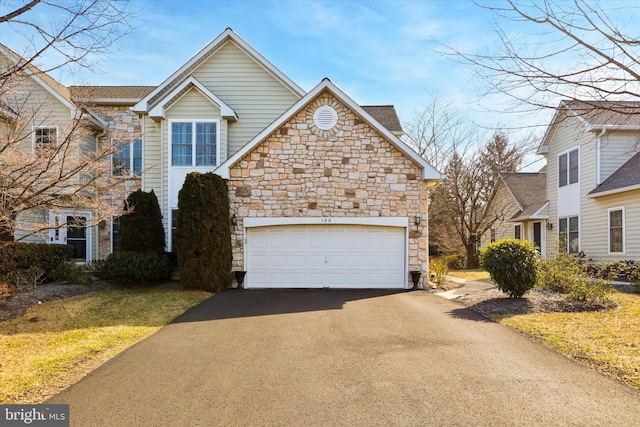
[93,105,143,259]
[227,91,429,286]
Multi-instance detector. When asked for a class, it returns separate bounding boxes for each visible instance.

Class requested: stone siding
[93,105,142,259]
[228,91,429,286]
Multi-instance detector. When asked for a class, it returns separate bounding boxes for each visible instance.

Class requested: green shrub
[0,242,73,280]
[98,251,171,284]
[539,252,615,305]
[2,266,45,291]
[118,189,166,254]
[429,257,449,286]
[176,172,232,292]
[445,254,465,270]
[49,261,93,284]
[479,238,540,298]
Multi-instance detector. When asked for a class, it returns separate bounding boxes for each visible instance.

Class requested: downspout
[596,128,606,185]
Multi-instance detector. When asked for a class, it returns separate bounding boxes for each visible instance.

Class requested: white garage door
[246,224,406,289]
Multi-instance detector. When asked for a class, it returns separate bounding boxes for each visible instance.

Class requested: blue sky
[3,0,555,167]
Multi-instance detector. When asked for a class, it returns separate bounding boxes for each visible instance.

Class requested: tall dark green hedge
[119,189,165,254]
[176,172,232,292]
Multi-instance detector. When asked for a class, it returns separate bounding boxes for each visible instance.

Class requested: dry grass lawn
[0,288,210,403]
[498,291,640,389]
[447,269,493,283]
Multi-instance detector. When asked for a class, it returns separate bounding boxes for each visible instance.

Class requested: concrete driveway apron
[48,289,640,426]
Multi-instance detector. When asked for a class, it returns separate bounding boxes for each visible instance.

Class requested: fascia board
[215,79,443,181]
[133,28,305,113]
[148,76,237,120]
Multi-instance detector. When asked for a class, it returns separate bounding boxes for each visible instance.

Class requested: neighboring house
[1,28,443,289]
[481,171,548,256]
[537,100,640,261]
[0,45,110,262]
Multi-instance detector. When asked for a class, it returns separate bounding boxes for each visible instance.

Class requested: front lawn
[0,288,210,403]
[499,291,640,389]
[447,269,493,283]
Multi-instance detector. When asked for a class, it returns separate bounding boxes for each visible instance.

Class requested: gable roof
[132,28,305,114]
[148,76,237,121]
[497,172,548,221]
[361,105,403,136]
[215,78,443,182]
[0,43,73,109]
[587,151,640,198]
[538,100,640,154]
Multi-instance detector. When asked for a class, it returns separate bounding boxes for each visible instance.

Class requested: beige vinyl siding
[599,131,639,183]
[481,183,521,249]
[545,112,592,256]
[191,40,301,154]
[581,190,640,261]
[140,115,165,236]
[14,210,46,243]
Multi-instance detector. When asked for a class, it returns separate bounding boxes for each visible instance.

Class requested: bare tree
[453,0,640,116]
[424,131,529,267]
[0,1,136,246]
[0,0,134,80]
[0,79,134,244]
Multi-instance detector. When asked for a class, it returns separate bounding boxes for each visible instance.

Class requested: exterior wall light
[414,216,421,226]
[231,214,237,226]
[546,222,553,230]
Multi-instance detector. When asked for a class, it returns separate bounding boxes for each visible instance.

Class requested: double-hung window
[558,148,579,187]
[558,216,579,253]
[112,138,142,176]
[609,208,624,253]
[171,121,218,166]
[514,225,521,240]
[34,127,57,152]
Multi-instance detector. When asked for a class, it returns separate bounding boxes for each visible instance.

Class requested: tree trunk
[465,243,479,269]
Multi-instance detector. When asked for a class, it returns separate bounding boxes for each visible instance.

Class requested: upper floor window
[34,127,57,152]
[559,148,579,187]
[609,208,624,254]
[112,138,142,176]
[171,121,218,166]
[559,215,579,253]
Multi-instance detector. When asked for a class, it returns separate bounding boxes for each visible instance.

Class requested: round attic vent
[313,105,338,130]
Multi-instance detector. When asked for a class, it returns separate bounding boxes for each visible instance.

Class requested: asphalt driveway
[49,289,640,426]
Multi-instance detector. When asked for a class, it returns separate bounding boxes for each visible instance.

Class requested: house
[481,171,548,256]
[537,100,640,260]
[1,28,442,289]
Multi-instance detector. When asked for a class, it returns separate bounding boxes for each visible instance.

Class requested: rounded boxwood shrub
[98,251,171,284]
[0,242,73,281]
[479,238,540,298]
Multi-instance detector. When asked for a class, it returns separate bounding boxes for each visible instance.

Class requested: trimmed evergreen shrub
[118,189,165,254]
[176,172,232,292]
[479,238,540,298]
[445,254,465,270]
[0,242,73,280]
[98,251,171,284]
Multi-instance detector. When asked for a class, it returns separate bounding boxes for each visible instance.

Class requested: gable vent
[313,105,338,130]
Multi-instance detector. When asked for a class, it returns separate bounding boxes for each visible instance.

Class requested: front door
[49,212,91,262]
[532,222,542,255]
[66,216,87,261]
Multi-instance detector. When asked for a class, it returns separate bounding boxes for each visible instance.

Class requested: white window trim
[514,223,522,240]
[32,125,59,152]
[169,119,221,167]
[608,207,625,254]
[111,138,142,177]
[558,147,580,188]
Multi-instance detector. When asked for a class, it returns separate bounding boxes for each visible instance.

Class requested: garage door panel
[246,224,406,289]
